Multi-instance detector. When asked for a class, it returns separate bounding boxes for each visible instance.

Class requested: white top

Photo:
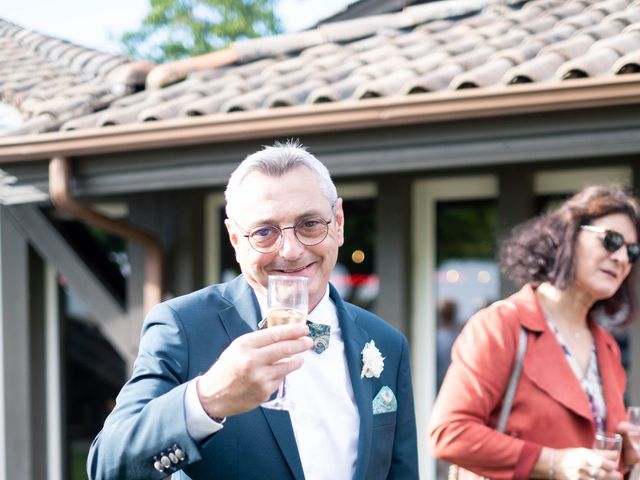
[184,286,360,480]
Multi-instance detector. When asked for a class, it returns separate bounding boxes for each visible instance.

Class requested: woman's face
[573,212,637,303]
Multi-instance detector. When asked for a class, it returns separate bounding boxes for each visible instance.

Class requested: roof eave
[1,75,639,163]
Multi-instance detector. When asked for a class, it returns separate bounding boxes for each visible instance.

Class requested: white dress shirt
[184,286,359,480]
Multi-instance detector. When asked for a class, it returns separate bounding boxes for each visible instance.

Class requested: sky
[0,0,353,55]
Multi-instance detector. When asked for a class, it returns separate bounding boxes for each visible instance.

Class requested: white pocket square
[372,386,397,414]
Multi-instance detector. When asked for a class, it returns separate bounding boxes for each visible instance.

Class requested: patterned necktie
[258,318,330,354]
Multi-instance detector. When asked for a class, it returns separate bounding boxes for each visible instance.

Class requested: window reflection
[434,199,498,479]
[435,200,499,392]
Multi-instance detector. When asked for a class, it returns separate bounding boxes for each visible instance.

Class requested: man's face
[225,165,344,311]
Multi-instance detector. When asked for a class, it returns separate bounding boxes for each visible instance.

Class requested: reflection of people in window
[436,299,459,389]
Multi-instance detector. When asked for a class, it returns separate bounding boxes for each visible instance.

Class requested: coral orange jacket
[428,284,627,479]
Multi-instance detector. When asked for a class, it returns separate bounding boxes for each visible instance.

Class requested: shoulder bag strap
[450,325,527,479]
[496,326,528,433]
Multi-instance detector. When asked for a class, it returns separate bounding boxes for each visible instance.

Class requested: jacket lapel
[219,276,305,480]
[593,324,627,432]
[513,285,593,422]
[331,286,372,480]
[524,328,593,421]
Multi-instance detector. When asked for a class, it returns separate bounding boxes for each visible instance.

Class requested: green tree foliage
[121,0,281,62]
[436,200,497,265]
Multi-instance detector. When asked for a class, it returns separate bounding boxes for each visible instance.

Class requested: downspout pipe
[49,155,163,315]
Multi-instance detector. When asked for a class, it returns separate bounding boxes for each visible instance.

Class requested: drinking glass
[628,407,640,452]
[261,275,308,410]
[592,432,623,464]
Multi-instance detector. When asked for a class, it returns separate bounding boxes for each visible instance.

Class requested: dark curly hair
[500,184,640,322]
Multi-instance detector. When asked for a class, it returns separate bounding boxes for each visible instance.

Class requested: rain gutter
[49,156,163,314]
[1,76,640,163]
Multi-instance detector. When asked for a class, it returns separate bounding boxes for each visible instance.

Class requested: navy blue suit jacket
[87,276,418,479]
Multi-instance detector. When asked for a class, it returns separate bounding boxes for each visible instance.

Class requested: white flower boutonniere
[361,340,385,379]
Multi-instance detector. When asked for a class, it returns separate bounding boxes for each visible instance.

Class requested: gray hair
[225,139,338,219]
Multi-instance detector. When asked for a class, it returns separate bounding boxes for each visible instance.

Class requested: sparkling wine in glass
[261,275,308,410]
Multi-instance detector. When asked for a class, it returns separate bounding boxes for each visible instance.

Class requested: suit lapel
[219,276,305,480]
[331,286,372,480]
[593,324,626,432]
[261,410,306,480]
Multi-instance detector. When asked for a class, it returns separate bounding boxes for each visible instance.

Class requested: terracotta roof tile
[139,92,205,121]
[606,7,640,27]
[557,10,606,30]
[407,63,465,93]
[496,41,546,64]
[588,0,631,15]
[319,14,398,43]
[560,47,622,78]
[182,87,244,116]
[106,88,151,109]
[452,57,516,89]
[399,39,443,60]
[311,50,353,71]
[60,110,108,131]
[220,84,281,112]
[543,33,598,59]
[99,101,156,126]
[443,34,485,56]
[520,15,564,34]
[408,51,450,75]
[414,19,454,34]
[307,74,373,103]
[614,49,640,72]
[450,45,498,70]
[0,18,153,136]
[505,50,567,83]
[266,79,328,107]
[5,113,58,135]
[355,69,417,98]
[354,55,408,78]
[559,28,640,78]
[3,0,640,136]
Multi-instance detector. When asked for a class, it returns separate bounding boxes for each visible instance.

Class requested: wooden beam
[0,207,33,479]
[5,205,132,363]
[376,176,411,336]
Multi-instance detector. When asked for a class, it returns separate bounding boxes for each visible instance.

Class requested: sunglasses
[580,225,640,263]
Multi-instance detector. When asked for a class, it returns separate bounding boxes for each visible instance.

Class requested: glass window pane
[435,199,499,390]
[333,198,377,310]
[434,199,498,479]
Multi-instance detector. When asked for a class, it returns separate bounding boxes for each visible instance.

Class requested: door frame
[412,175,497,478]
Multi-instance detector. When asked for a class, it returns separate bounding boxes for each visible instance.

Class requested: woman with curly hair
[429,185,640,479]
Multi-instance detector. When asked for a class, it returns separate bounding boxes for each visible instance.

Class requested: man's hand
[196,323,313,418]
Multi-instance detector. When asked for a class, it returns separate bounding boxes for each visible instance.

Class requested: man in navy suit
[88,140,418,479]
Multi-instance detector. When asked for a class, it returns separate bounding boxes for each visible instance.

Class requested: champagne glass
[592,432,623,464]
[628,407,640,452]
[261,275,308,410]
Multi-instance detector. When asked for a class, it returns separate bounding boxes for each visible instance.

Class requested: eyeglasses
[580,225,640,263]
[232,216,332,253]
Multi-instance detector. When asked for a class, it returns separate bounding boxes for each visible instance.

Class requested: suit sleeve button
[154,460,164,472]
[175,448,186,461]
[161,455,171,468]
[169,452,178,464]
